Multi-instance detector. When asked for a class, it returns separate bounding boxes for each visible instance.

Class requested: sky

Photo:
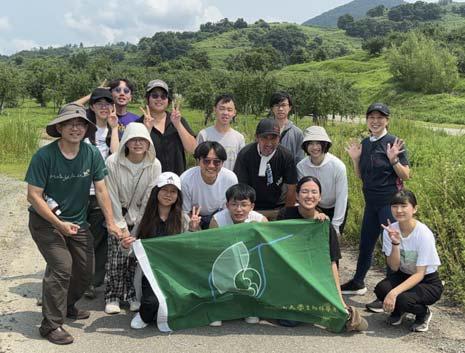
[0,0,437,56]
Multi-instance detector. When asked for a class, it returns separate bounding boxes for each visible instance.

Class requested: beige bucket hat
[46,103,96,138]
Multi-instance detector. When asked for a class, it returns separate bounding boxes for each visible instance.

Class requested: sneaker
[84,285,96,299]
[341,280,367,295]
[130,313,148,329]
[365,299,384,313]
[244,316,259,324]
[66,306,90,320]
[277,319,300,327]
[411,308,432,332]
[40,326,74,345]
[129,301,141,312]
[105,301,120,314]
[209,321,222,327]
[386,313,406,326]
[345,306,369,332]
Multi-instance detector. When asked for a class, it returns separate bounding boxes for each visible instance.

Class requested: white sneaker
[130,313,148,329]
[244,316,259,324]
[105,301,120,314]
[129,301,141,312]
[209,321,222,327]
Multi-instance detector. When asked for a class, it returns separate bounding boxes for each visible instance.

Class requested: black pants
[87,195,108,287]
[139,276,160,324]
[374,271,443,317]
[319,202,349,235]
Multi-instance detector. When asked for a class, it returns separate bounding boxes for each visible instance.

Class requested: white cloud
[62,0,223,46]
[0,17,11,31]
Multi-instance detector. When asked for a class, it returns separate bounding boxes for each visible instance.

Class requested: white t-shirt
[213,209,265,227]
[197,126,245,170]
[180,166,238,216]
[382,220,441,275]
[85,126,110,195]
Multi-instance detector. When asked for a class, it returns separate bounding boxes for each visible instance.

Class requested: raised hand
[140,105,154,130]
[345,139,362,160]
[108,104,118,128]
[189,205,202,231]
[381,219,401,244]
[170,103,182,128]
[386,138,405,162]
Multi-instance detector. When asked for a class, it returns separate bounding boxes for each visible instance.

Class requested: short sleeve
[416,231,441,267]
[25,152,48,189]
[91,147,107,181]
[196,130,206,144]
[382,229,392,256]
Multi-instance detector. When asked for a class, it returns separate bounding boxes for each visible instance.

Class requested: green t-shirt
[25,140,107,226]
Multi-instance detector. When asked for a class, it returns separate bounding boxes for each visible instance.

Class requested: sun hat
[46,103,96,138]
[156,172,181,191]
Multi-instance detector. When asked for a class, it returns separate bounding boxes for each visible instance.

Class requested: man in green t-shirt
[25,103,122,345]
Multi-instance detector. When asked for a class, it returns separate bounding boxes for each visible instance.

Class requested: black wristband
[391,242,400,246]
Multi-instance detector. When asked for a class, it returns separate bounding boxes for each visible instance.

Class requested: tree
[337,14,354,30]
[367,5,386,17]
[362,36,386,56]
[226,46,284,72]
[388,32,458,93]
[0,62,23,113]
[234,18,248,29]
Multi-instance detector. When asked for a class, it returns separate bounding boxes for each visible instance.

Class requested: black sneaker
[341,280,367,295]
[84,285,96,299]
[386,312,406,326]
[365,299,384,313]
[411,307,432,332]
[277,319,301,327]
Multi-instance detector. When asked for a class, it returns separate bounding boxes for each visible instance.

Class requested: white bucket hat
[302,126,332,150]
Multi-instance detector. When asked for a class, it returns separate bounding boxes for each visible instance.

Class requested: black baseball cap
[366,103,390,116]
[89,88,113,105]
[256,118,280,137]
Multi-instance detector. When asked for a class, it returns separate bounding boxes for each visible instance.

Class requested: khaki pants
[29,212,93,334]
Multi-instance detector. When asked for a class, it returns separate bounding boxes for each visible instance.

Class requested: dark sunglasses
[112,87,131,94]
[201,158,222,167]
[149,92,168,100]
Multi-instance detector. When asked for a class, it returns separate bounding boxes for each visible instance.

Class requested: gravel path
[0,175,464,353]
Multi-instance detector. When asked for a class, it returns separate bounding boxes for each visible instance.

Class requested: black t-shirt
[233,143,297,210]
[359,134,409,206]
[136,113,196,176]
[277,206,341,262]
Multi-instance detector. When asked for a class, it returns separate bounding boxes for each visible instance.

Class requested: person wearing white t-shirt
[180,141,238,229]
[297,126,348,236]
[209,183,267,327]
[197,94,245,171]
[374,190,443,333]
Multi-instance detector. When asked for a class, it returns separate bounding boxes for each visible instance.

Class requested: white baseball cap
[156,172,181,191]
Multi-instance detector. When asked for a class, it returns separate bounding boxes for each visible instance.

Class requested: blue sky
[0,0,436,55]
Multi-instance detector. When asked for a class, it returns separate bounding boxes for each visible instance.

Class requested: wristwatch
[391,158,399,166]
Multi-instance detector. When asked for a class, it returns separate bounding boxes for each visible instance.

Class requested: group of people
[25,78,443,345]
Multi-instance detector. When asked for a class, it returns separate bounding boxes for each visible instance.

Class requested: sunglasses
[201,158,222,167]
[149,92,168,100]
[112,87,131,94]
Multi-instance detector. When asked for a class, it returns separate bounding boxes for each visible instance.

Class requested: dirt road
[0,175,464,353]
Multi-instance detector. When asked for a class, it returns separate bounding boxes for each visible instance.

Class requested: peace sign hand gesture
[140,105,154,130]
[170,102,182,129]
[381,219,401,244]
[108,104,118,128]
[189,206,202,231]
[386,138,405,163]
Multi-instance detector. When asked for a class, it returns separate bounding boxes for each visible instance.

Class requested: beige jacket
[105,122,162,229]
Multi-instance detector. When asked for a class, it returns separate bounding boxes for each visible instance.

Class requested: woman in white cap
[104,122,162,315]
[296,126,348,236]
[120,172,201,329]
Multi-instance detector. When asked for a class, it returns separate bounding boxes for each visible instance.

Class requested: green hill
[303,0,405,27]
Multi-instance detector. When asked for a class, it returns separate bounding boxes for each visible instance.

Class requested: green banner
[133,219,348,332]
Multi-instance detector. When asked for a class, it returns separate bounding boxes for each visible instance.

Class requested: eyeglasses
[127,137,147,144]
[201,158,222,167]
[149,92,168,100]
[272,103,290,109]
[112,87,131,94]
[94,102,112,108]
[229,201,252,209]
[62,121,87,129]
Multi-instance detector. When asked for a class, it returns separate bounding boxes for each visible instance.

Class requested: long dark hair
[136,185,184,239]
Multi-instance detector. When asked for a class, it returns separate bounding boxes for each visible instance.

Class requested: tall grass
[0,118,40,164]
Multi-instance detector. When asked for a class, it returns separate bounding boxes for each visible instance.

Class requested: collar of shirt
[257,144,277,176]
[369,129,388,142]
